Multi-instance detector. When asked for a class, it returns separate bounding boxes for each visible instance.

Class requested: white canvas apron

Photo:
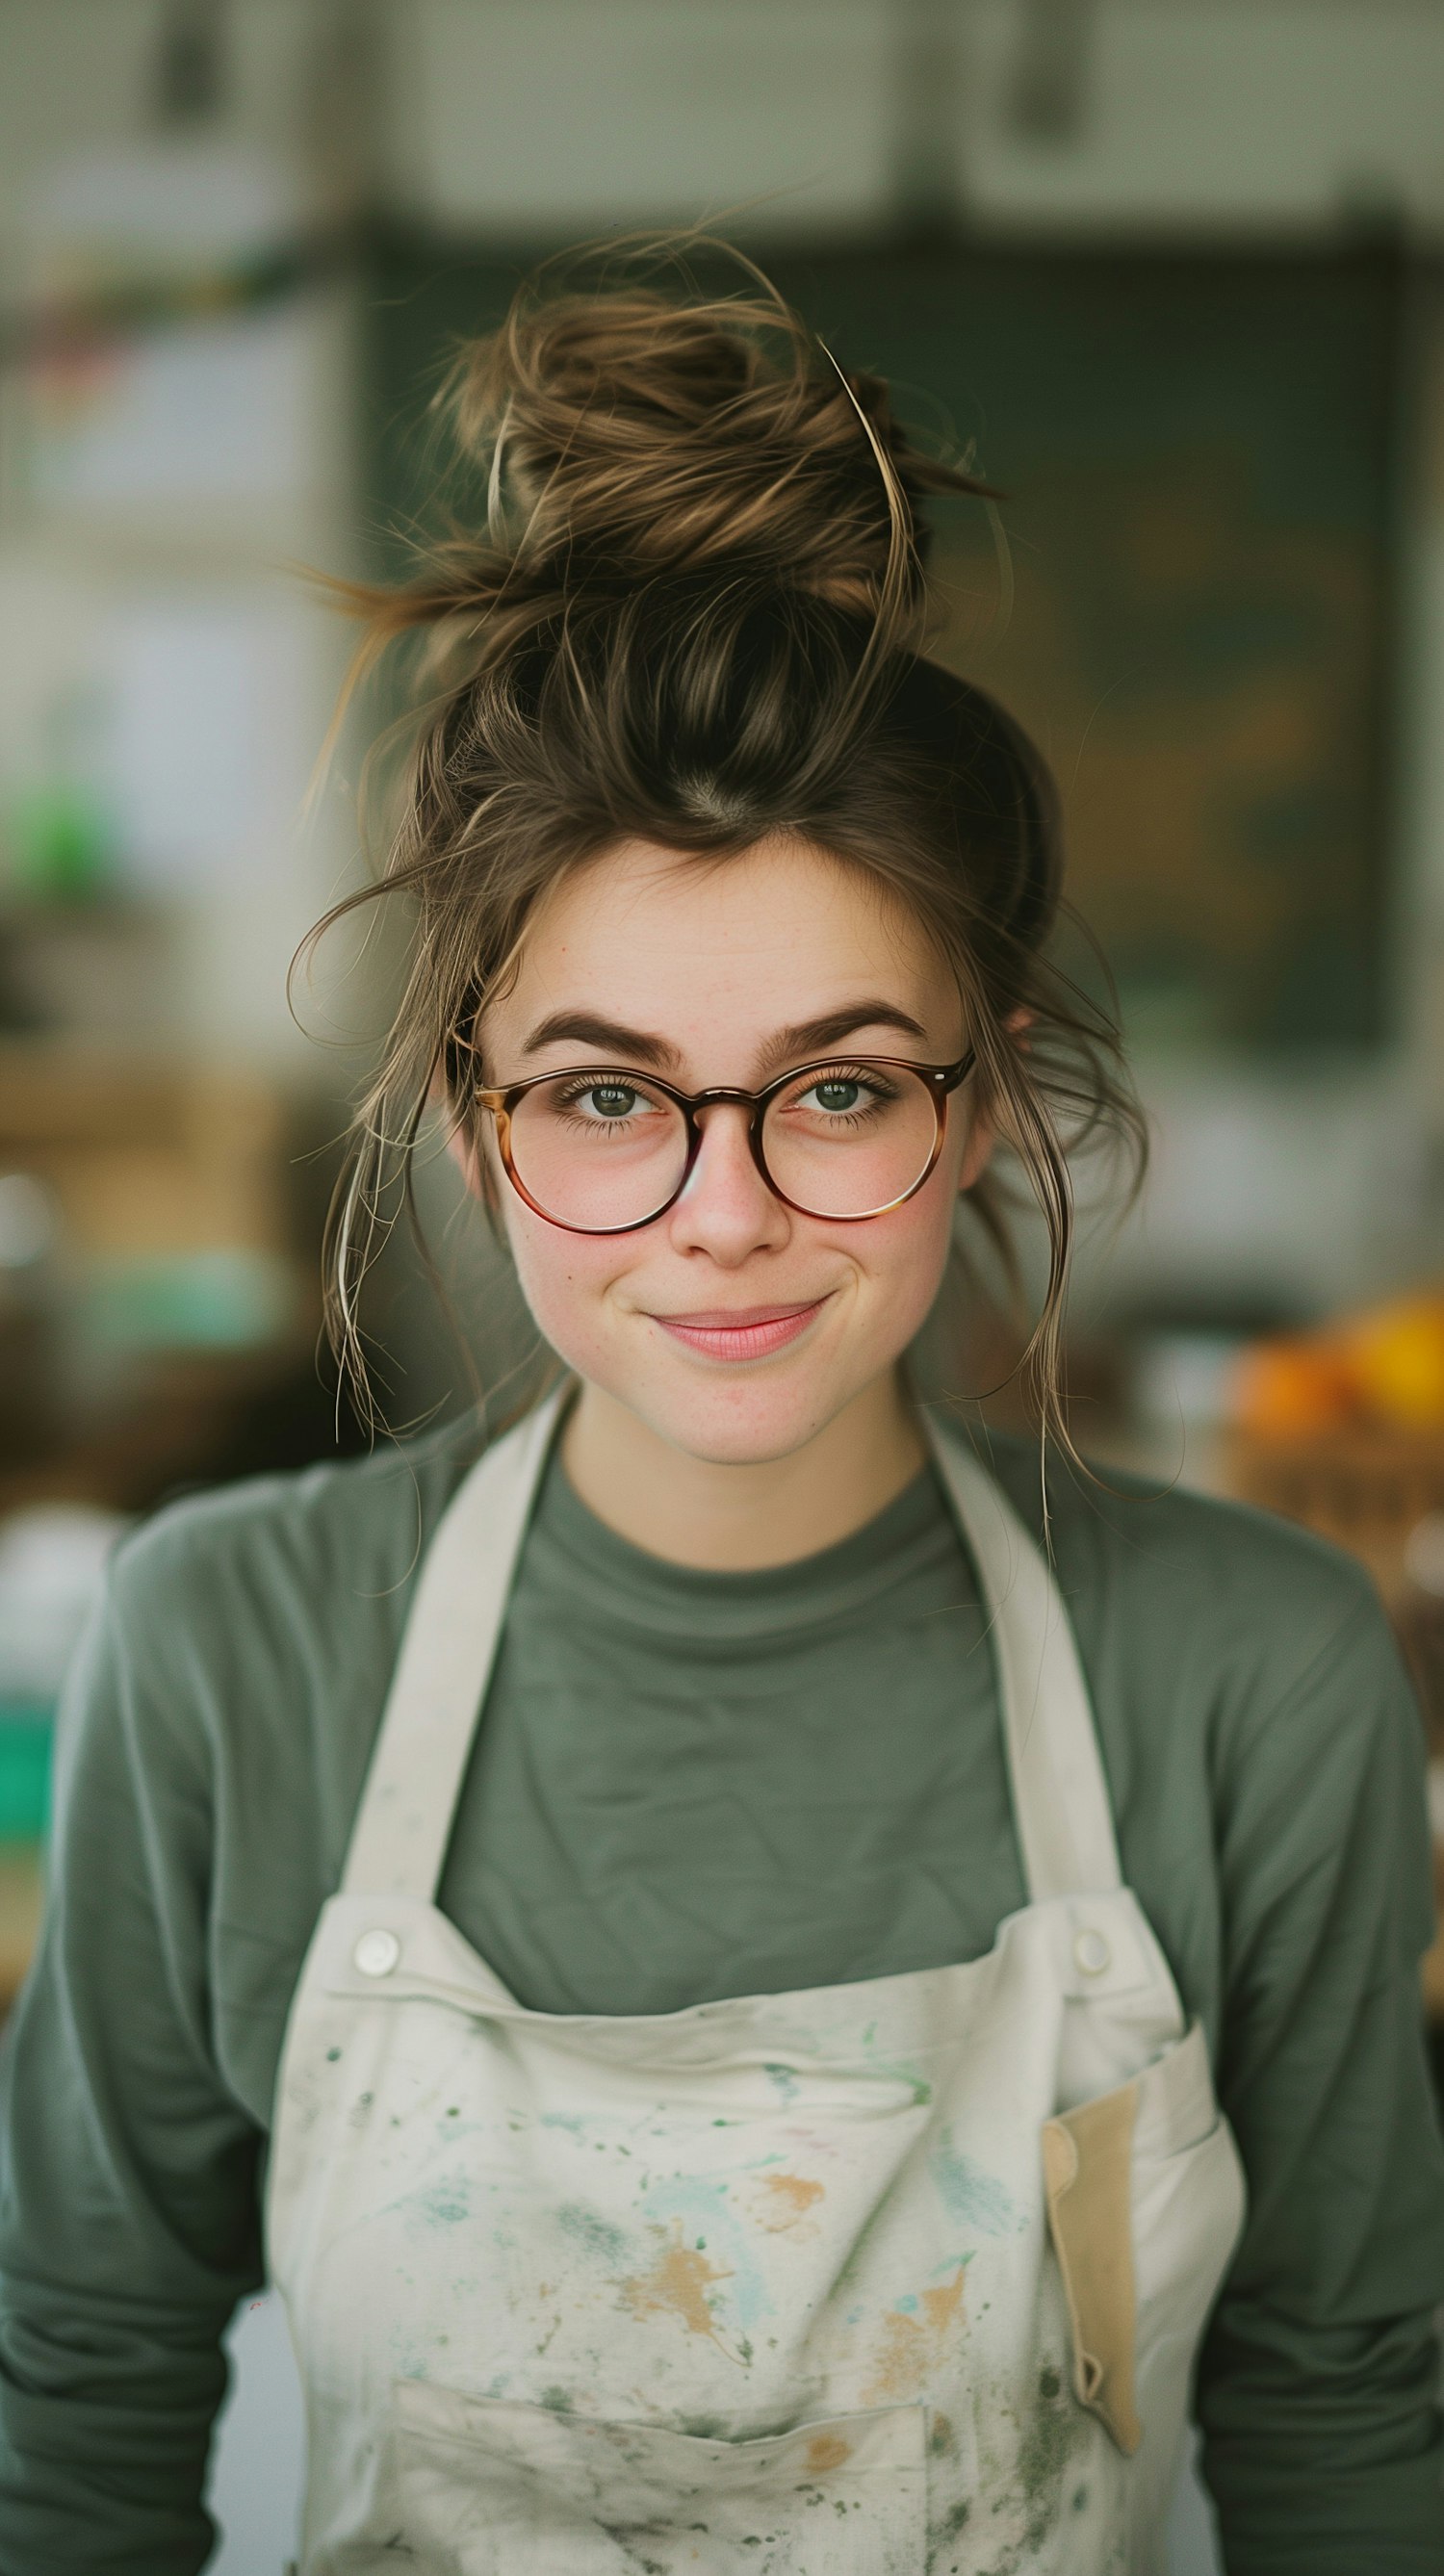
[267,1390,1246,2575]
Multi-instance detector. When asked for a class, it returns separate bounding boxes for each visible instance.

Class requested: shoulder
[103,1405,488,1680]
[948,1427,1431,1982]
[957,1422,1404,1763]
[961,1420,1379,1622]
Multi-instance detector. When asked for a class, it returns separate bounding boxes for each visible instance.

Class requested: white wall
[399,0,1444,242]
[17,0,1405,258]
[0,1,335,247]
[967,0,1444,236]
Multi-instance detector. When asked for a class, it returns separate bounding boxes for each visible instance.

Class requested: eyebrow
[521,1011,684,1068]
[520,999,931,1071]
[762,1003,930,1069]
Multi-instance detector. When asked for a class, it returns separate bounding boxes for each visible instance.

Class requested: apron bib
[267,1392,1245,2575]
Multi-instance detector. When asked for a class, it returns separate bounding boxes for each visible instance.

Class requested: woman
[1,254,1441,2576]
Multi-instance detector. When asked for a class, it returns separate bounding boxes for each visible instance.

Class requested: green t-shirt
[1,1406,1442,2572]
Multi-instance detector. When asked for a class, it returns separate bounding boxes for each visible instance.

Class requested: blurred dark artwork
[365,232,1402,1057]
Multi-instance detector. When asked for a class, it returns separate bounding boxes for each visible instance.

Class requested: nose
[664,1101,790,1264]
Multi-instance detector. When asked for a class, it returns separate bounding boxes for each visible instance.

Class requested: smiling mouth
[647,1299,829,1361]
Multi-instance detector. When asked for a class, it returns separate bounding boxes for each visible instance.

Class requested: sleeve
[0,1549,265,2575]
[1197,1575,1444,2574]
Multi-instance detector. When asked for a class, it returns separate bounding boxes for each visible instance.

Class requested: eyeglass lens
[504,1062,941,1228]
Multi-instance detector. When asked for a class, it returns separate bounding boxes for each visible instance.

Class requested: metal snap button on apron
[353,1928,400,1978]
[1072,1925,1112,1977]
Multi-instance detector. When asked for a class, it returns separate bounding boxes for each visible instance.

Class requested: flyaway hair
[298,237,1142,1455]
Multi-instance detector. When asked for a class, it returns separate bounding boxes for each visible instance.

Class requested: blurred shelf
[0,894,157,922]
[1219,1421,1444,1607]
[0,1338,330,1517]
[0,909,180,1047]
[1425,1933,1444,2024]
[0,1848,44,2013]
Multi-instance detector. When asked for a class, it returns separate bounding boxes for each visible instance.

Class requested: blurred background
[4,3,1444,2564]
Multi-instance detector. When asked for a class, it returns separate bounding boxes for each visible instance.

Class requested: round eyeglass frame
[466,1048,977,1236]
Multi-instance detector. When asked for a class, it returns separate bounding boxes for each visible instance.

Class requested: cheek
[853,1173,959,1337]
[502,1203,627,1362]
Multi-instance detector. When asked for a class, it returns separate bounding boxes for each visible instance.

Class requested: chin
[620,1355,855,1468]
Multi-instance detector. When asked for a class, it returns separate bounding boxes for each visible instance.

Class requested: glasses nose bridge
[688,1082,765,1119]
[682,1085,777,1205]
[684,1083,768,1154]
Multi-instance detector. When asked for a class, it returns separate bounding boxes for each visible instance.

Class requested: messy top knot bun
[449,282,976,624]
[310,242,1139,1455]
[355,264,987,675]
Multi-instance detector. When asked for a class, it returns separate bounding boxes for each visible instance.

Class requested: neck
[559,1368,928,1571]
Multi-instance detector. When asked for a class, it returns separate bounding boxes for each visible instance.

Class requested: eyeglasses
[466,1049,976,1235]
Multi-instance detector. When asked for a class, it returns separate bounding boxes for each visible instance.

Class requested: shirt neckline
[532,1449,973,1642]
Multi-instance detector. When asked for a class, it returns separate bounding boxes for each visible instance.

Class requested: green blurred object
[0,1713,52,1842]
[81,1247,295,1352]
[8,785,115,901]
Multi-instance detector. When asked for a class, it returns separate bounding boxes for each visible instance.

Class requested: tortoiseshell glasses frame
[460,1047,977,1236]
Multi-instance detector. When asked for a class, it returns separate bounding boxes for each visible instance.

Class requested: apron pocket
[380,2378,927,2575]
[1128,2021,1247,2546]
[1043,2020,1246,2482]
[1042,2083,1142,2456]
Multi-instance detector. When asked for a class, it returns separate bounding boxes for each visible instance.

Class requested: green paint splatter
[556,2202,628,2265]
[1016,2358,1086,2552]
[415,2174,470,2226]
[931,2128,1016,2235]
[871,2056,932,2106]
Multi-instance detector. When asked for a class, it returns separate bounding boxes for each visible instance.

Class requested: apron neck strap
[339,1385,569,1901]
[921,1415,1122,1900]
[341,1387,1122,1907]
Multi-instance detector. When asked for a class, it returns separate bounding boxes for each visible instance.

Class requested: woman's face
[468,835,988,1467]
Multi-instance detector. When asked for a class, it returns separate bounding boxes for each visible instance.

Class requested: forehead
[493,835,948,1026]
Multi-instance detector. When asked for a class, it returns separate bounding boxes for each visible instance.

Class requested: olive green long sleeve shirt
[0,1407,1442,2570]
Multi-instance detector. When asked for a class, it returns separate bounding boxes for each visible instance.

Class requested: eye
[808,1078,865,1114]
[786,1066,896,1118]
[580,1082,640,1121]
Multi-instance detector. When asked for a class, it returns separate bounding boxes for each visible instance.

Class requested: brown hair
[304,242,1142,1452]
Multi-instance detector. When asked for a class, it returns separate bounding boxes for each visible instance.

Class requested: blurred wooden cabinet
[0,1041,330,1511]
[0,1041,292,1272]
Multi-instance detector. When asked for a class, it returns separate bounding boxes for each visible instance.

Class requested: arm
[0,1552,265,2575]
[1199,1577,1444,2573]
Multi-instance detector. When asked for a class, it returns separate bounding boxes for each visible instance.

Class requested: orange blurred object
[1230,1339,1356,1438]
[1229,1292,1444,1438]
[1338,1298,1444,1430]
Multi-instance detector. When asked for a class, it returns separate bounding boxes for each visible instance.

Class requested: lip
[647,1298,829,1361]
